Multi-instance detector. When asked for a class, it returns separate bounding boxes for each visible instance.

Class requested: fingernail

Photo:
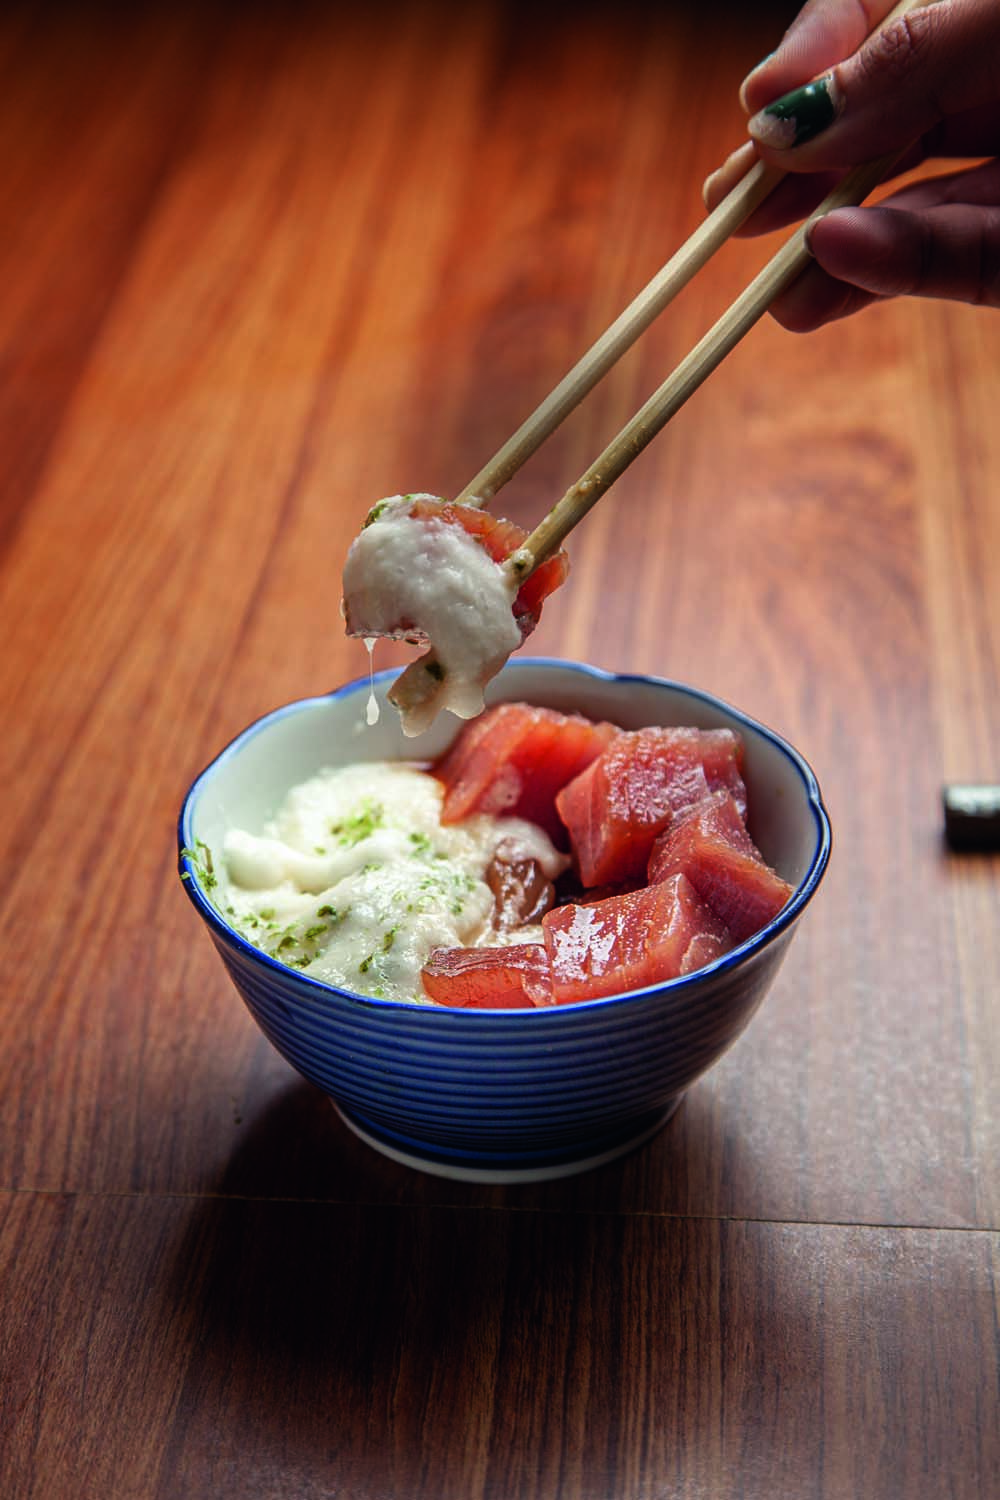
[748,74,840,150]
[701,165,728,209]
[702,143,756,208]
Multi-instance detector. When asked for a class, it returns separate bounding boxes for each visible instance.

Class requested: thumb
[740,0,902,116]
[747,0,1000,168]
[808,201,1000,306]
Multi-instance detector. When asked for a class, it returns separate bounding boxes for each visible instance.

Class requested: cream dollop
[220,761,567,1003]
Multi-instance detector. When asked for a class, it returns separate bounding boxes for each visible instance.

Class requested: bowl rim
[178,657,832,1014]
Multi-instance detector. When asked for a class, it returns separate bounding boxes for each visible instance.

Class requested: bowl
[178,658,831,1183]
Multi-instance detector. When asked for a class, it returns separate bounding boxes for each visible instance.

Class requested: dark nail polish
[751,75,838,150]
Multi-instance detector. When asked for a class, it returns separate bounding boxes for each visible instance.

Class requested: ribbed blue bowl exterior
[210,924,793,1164]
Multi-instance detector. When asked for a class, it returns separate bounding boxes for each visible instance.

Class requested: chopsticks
[507,148,905,579]
[450,157,787,509]
[449,0,929,582]
[385,0,929,718]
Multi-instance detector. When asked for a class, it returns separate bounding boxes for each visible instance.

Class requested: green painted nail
[751,74,838,149]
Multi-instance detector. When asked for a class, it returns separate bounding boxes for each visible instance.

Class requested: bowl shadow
[151,1080,829,1494]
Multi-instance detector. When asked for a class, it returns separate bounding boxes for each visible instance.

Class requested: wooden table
[2,1,997,1495]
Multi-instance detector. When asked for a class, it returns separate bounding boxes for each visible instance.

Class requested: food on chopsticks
[340,494,568,736]
[217,703,793,1007]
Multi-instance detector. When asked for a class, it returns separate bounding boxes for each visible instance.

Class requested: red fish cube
[421,943,552,1009]
[541,875,733,1004]
[648,790,793,942]
[434,702,617,843]
[555,727,747,887]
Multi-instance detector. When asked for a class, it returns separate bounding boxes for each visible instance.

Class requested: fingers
[769,261,880,332]
[813,202,1000,303]
[701,137,942,239]
[884,155,1000,213]
[701,3,1000,328]
[770,196,1000,329]
[702,140,843,236]
[740,0,901,116]
[702,141,758,208]
[746,0,1000,169]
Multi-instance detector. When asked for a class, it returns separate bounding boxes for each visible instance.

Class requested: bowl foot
[331,1097,683,1184]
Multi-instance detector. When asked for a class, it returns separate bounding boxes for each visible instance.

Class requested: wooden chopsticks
[451,157,786,509]
[507,148,906,579]
[450,0,930,582]
[385,0,931,718]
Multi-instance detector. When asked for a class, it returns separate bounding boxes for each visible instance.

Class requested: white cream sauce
[363,636,379,726]
[341,494,521,737]
[220,761,566,1003]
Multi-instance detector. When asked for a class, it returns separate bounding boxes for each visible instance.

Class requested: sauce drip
[363,637,379,726]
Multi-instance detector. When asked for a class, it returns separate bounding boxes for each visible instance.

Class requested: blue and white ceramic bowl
[178,659,830,1182]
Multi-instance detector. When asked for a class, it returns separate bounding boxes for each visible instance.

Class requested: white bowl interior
[187,660,824,894]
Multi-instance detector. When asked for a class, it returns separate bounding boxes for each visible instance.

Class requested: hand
[702,0,1000,330]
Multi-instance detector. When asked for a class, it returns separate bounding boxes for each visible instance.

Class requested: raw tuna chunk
[555,727,747,887]
[421,943,551,1009]
[434,702,617,843]
[647,790,793,943]
[540,874,733,1004]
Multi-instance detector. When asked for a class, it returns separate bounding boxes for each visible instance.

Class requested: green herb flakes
[363,499,391,527]
[179,840,217,891]
[330,799,384,847]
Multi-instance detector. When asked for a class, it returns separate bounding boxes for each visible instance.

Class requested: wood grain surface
[1,1,997,1495]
